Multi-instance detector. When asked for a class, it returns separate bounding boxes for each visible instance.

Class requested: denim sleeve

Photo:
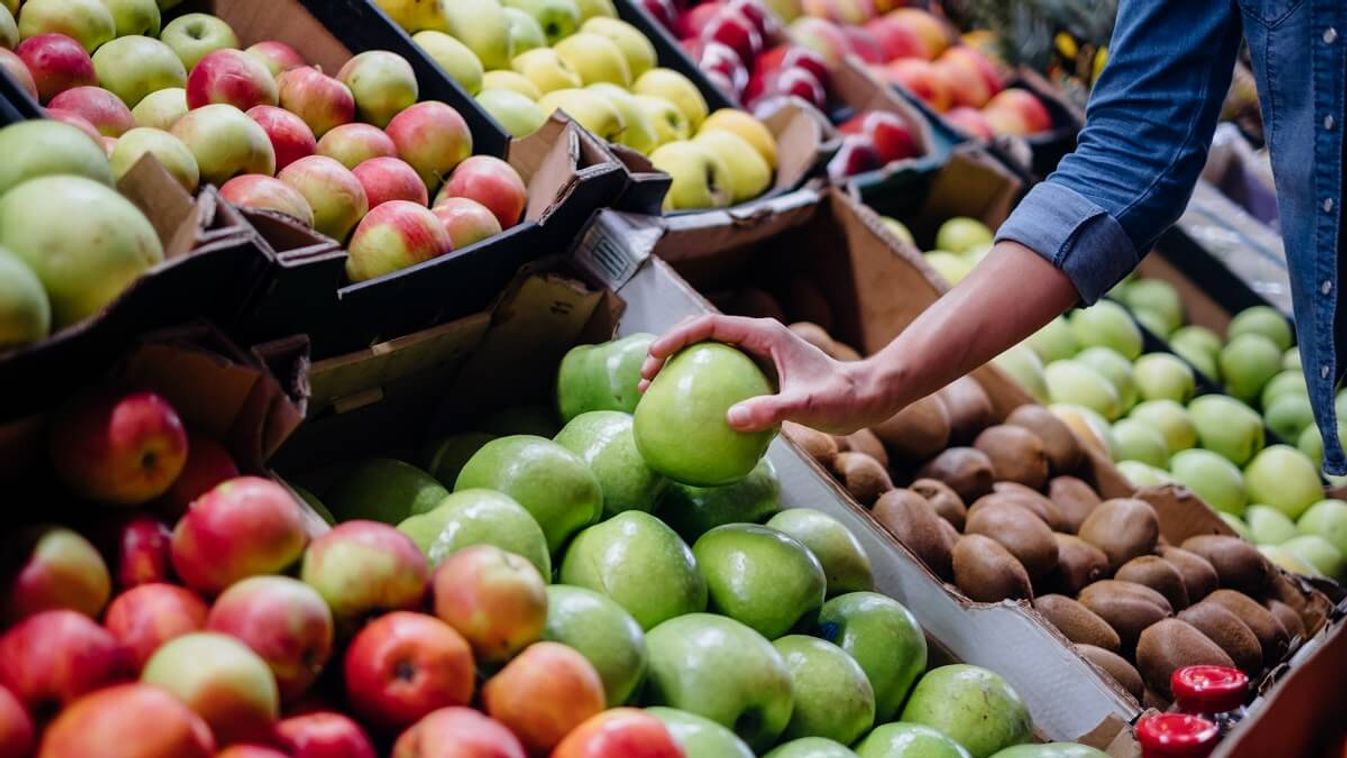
[995,0,1244,303]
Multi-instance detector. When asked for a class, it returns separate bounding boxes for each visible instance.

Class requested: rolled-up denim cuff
[995,182,1140,304]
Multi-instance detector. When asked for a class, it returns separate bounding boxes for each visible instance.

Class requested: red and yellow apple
[353,156,429,208]
[344,200,451,282]
[274,711,377,758]
[385,100,472,190]
[278,66,356,138]
[159,432,239,518]
[206,575,334,702]
[436,155,527,229]
[47,85,134,136]
[108,515,173,588]
[103,582,208,670]
[277,155,369,240]
[552,708,685,758]
[37,683,215,758]
[482,642,606,755]
[244,105,316,171]
[0,49,37,101]
[4,525,110,621]
[431,545,546,663]
[336,49,419,128]
[343,611,474,730]
[185,48,277,111]
[431,197,502,250]
[220,174,316,227]
[0,610,132,714]
[244,40,306,78]
[391,707,526,758]
[49,390,187,506]
[298,520,429,626]
[315,122,398,170]
[15,32,95,102]
[140,632,280,745]
[984,88,1052,134]
[885,8,950,58]
[171,103,277,185]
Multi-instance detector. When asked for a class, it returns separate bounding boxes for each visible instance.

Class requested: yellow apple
[373,0,445,32]
[699,108,777,169]
[633,68,707,130]
[634,94,688,145]
[438,0,512,70]
[588,82,658,154]
[575,0,616,20]
[503,7,546,54]
[536,87,623,142]
[552,31,631,87]
[580,17,656,79]
[648,139,732,211]
[511,47,583,94]
[477,88,547,137]
[482,70,542,100]
[412,30,484,96]
[693,129,771,203]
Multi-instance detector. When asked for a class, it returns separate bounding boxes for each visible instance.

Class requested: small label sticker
[573,211,662,288]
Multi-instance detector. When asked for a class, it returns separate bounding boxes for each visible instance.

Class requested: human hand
[639,315,899,435]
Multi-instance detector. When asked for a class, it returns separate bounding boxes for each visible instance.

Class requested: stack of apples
[1,3,529,283]
[371,0,785,211]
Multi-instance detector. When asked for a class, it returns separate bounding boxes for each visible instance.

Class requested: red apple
[840,25,885,64]
[298,521,429,626]
[391,707,525,758]
[945,105,994,140]
[931,58,989,109]
[773,66,826,107]
[274,712,376,758]
[277,66,355,138]
[985,88,1052,133]
[353,156,429,208]
[315,122,398,170]
[727,0,780,41]
[436,155,527,229]
[481,642,605,756]
[865,16,927,60]
[277,155,369,240]
[160,432,240,519]
[801,0,875,24]
[431,545,546,664]
[186,49,279,111]
[103,583,209,671]
[220,174,316,227]
[552,709,685,758]
[0,50,38,101]
[939,46,1003,98]
[140,632,280,746]
[886,7,950,58]
[49,390,188,506]
[884,57,950,111]
[4,525,111,621]
[698,41,747,97]
[170,476,309,597]
[15,33,94,103]
[841,109,918,162]
[245,41,306,78]
[207,575,334,702]
[44,107,104,144]
[217,747,289,758]
[109,515,175,588]
[431,197,502,250]
[0,686,33,758]
[676,2,724,39]
[701,8,763,66]
[244,104,317,171]
[343,611,474,731]
[786,16,850,65]
[345,199,451,281]
[755,43,830,88]
[826,133,882,180]
[0,610,132,717]
[386,101,472,191]
[46,85,133,136]
[37,683,215,758]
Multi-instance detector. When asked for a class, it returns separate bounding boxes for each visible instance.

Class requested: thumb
[727,395,789,432]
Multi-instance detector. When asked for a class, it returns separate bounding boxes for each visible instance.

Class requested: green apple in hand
[767,509,873,596]
[645,613,794,751]
[773,635,874,744]
[396,487,550,574]
[657,457,780,541]
[554,411,667,516]
[817,592,927,722]
[693,524,826,639]
[543,585,646,706]
[647,707,755,758]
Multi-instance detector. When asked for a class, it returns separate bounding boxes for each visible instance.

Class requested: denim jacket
[996,0,1347,473]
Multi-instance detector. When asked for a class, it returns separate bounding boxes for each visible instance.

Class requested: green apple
[103,0,159,36]
[1118,279,1182,335]
[1043,360,1121,421]
[1028,316,1078,363]
[854,723,971,758]
[692,524,826,638]
[649,139,733,211]
[1169,448,1247,516]
[421,431,496,487]
[0,249,50,349]
[557,333,654,422]
[477,405,561,437]
[172,103,276,185]
[1244,444,1321,520]
[477,88,548,137]
[109,127,199,192]
[132,87,188,130]
[900,665,1031,758]
[1073,347,1137,411]
[440,0,512,70]
[1050,403,1115,456]
[501,0,579,44]
[992,344,1048,403]
[0,120,112,195]
[538,87,625,141]
[555,410,668,516]
[1265,393,1314,442]
[1219,333,1282,403]
[1068,301,1142,360]
[1116,460,1172,488]
[1245,504,1298,545]
[644,613,794,751]
[482,70,543,100]
[543,585,646,705]
[1298,499,1347,555]
[1228,305,1293,352]
[1283,346,1302,370]
[1188,394,1264,465]
[92,36,185,108]
[1132,353,1195,403]
[657,458,780,540]
[1170,324,1223,368]
[512,47,583,94]
[766,738,861,758]
[582,17,656,78]
[338,50,420,128]
[396,487,550,574]
[1261,370,1308,409]
[575,0,617,20]
[0,175,160,328]
[934,216,992,255]
[325,457,448,523]
[773,635,874,744]
[17,0,115,52]
[636,94,690,144]
[634,68,708,130]
[502,7,546,54]
[766,509,872,596]
[553,31,630,87]
[987,744,1109,758]
[1127,399,1197,453]
[294,485,335,524]
[1259,543,1315,575]
[1220,512,1253,540]
[0,6,16,49]
[925,251,973,284]
[1281,534,1344,579]
[588,83,659,154]
[160,13,240,70]
[694,129,772,203]
[1109,418,1168,467]
[559,510,706,629]
[647,707,755,758]
[1130,301,1171,338]
[412,30,484,96]
[816,592,926,722]
[456,434,602,552]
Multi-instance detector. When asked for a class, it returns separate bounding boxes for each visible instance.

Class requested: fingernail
[727,406,748,427]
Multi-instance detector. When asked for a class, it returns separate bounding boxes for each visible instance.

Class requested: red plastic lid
[1171,665,1249,714]
[1136,713,1220,757]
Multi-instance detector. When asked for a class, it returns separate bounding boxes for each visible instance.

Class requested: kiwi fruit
[939,376,994,443]
[1265,573,1325,634]
[832,452,893,505]
[1007,405,1086,473]
[916,447,995,502]
[873,489,953,579]
[1178,602,1263,675]
[1265,599,1306,641]
[872,395,951,461]
[989,482,1067,531]
[1204,589,1289,666]
[789,322,837,356]
[1047,476,1102,533]
[782,422,838,468]
[973,425,1050,489]
[1179,535,1273,594]
[1075,643,1144,701]
[844,429,890,469]
[1078,499,1160,572]
[1078,580,1174,651]
[1034,594,1121,652]
[1046,533,1110,596]
[964,500,1060,579]
[936,517,960,555]
[910,478,967,530]
[1115,556,1190,611]
[1158,546,1220,603]
[952,533,1034,602]
[1136,618,1236,699]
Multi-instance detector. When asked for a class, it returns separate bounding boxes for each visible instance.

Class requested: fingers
[727,395,793,433]
[641,314,785,382]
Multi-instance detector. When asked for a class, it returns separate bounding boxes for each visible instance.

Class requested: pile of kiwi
[781,324,1327,708]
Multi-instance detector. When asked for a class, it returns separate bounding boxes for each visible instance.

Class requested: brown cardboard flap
[916,144,1021,240]
[117,153,203,258]
[759,98,832,194]
[507,114,581,223]
[653,188,823,279]
[243,208,340,257]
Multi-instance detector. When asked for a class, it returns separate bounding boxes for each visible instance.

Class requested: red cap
[1136,713,1220,757]
[1171,665,1249,714]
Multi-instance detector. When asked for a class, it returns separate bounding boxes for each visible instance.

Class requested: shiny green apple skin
[692,524,826,639]
[657,458,780,541]
[816,591,927,722]
[543,585,646,706]
[556,332,654,422]
[555,410,667,516]
[396,487,550,575]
